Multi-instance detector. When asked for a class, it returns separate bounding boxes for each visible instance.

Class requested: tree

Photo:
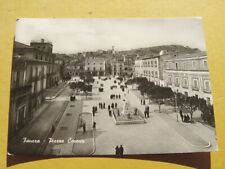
[183,96,199,120]
[150,86,174,112]
[69,82,77,90]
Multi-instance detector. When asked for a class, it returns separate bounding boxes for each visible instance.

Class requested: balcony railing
[203,89,211,94]
[11,84,32,97]
[192,86,199,91]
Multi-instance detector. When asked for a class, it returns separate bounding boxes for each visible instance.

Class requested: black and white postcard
[8,18,218,156]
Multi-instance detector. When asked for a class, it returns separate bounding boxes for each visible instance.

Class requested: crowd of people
[179,109,191,122]
[110,94,121,99]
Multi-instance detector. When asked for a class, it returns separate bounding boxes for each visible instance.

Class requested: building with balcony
[84,56,106,76]
[164,52,212,103]
[8,39,59,138]
[134,51,172,85]
[111,59,124,76]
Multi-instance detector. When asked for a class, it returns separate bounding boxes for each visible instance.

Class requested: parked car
[99,87,104,92]
[70,94,76,101]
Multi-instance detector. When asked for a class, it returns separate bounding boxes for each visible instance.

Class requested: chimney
[41,39,45,43]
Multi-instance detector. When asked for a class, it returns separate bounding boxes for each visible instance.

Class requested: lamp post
[175,93,178,122]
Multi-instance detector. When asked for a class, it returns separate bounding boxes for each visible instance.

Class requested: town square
[8,18,217,156]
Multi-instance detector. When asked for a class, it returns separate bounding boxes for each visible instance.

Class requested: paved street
[8,86,73,155]
[8,77,217,156]
[80,77,217,155]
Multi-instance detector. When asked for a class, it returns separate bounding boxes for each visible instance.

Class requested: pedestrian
[108,105,111,110]
[115,145,119,157]
[92,107,95,116]
[117,108,120,116]
[99,102,101,108]
[93,121,96,129]
[95,106,98,112]
[119,94,121,99]
[187,114,190,122]
[103,102,105,109]
[100,102,103,109]
[179,109,183,122]
[83,122,86,134]
[109,110,112,116]
[146,106,150,118]
[144,110,147,118]
[115,103,117,109]
[134,107,138,115]
[111,103,114,109]
[143,99,145,105]
[119,145,124,156]
[51,123,56,133]
[141,99,142,105]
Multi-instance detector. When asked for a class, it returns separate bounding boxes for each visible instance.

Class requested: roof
[165,51,207,61]
[14,41,34,49]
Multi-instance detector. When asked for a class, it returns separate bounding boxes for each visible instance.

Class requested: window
[155,71,158,78]
[100,67,102,71]
[87,67,89,71]
[192,61,196,68]
[93,67,96,71]
[154,60,157,67]
[203,60,208,68]
[175,77,179,86]
[183,78,188,87]
[151,61,153,67]
[193,79,199,90]
[175,62,178,70]
[204,80,210,92]
[168,76,172,84]
[151,71,154,77]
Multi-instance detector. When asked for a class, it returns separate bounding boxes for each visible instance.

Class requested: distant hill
[118,45,202,58]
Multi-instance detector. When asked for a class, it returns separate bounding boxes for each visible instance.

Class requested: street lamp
[175,93,178,122]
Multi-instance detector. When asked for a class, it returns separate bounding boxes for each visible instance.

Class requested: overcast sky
[15,18,206,54]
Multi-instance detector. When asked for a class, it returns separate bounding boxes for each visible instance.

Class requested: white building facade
[84,57,106,76]
[164,53,212,103]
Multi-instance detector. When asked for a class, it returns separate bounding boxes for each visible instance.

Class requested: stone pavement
[127,87,217,151]
[31,82,68,121]
[90,77,200,155]
[72,112,94,155]
[43,82,67,99]
[44,100,83,155]
[8,86,72,155]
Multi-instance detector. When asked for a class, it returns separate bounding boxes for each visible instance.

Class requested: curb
[45,84,67,100]
[156,113,212,150]
[37,101,70,154]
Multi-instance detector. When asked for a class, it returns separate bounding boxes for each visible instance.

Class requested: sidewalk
[44,100,83,155]
[43,82,67,99]
[8,86,72,155]
[127,89,215,150]
[72,112,94,155]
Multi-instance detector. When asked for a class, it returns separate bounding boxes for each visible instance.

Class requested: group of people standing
[141,99,146,105]
[108,102,118,117]
[99,102,106,109]
[92,106,98,116]
[115,145,124,157]
[179,110,191,122]
[110,94,121,99]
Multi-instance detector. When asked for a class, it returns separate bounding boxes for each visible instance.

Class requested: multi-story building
[8,39,59,138]
[111,59,124,76]
[30,39,57,88]
[134,51,172,85]
[123,55,135,77]
[84,56,106,76]
[164,52,212,103]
